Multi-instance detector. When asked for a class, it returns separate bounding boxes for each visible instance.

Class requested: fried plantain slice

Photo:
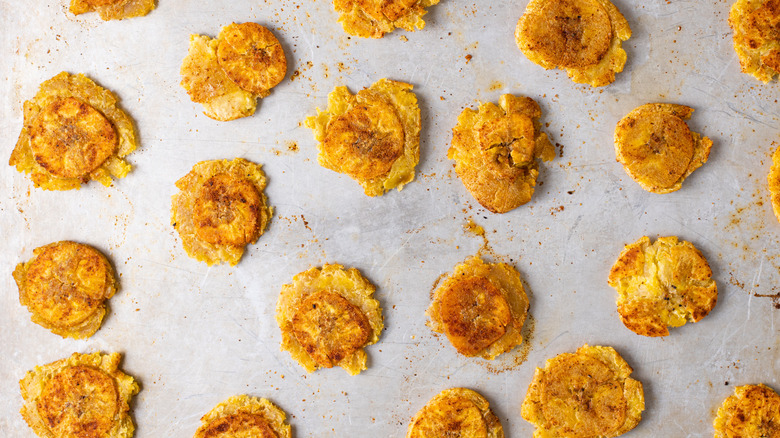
[322,96,406,180]
[291,290,372,368]
[181,23,286,121]
[30,97,117,179]
[407,388,504,438]
[768,144,780,223]
[614,103,713,194]
[714,384,780,438]
[448,94,555,213]
[333,0,442,38]
[217,22,287,95]
[10,72,137,190]
[198,414,276,438]
[181,35,258,121]
[427,256,529,360]
[516,0,631,87]
[438,276,512,356]
[39,366,118,437]
[521,345,644,438]
[608,236,717,337]
[171,158,272,266]
[276,264,383,375]
[192,173,263,246]
[195,394,291,438]
[541,355,625,436]
[521,0,613,68]
[730,0,780,82]
[69,0,155,20]
[13,241,117,339]
[20,352,139,438]
[306,78,420,196]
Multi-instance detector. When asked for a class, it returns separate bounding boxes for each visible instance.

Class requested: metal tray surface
[1,0,779,436]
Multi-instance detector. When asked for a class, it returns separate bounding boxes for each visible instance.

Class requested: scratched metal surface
[1,0,779,436]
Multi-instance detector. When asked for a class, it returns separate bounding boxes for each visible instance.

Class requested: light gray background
[1,0,778,436]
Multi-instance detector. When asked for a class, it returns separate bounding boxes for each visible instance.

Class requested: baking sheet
[1,0,779,436]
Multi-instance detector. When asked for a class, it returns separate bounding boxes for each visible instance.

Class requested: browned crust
[521,345,644,438]
[171,158,272,266]
[427,256,529,360]
[19,352,139,438]
[195,395,291,438]
[29,97,118,179]
[290,290,372,368]
[407,387,504,438]
[333,0,442,38]
[614,103,713,194]
[197,413,276,438]
[306,78,420,196]
[714,384,780,437]
[180,23,287,121]
[217,22,287,94]
[37,365,119,438]
[608,236,718,337]
[516,0,631,87]
[276,264,384,375]
[14,241,117,339]
[322,97,405,180]
[448,94,554,213]
[729,0,780,82]
[192,173,263,246]
[437,276,512,356]
[69,0,155,20]
[768,144,780,222]
[10,72,136,190]
[517,0,613,69]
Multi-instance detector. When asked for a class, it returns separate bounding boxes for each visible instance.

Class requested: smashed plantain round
[516,0,631,87]
[69,0,155,20]
[714,384,780,438]
[171,158,272,266]
[10,72,137,190]
[438,276,511,356]
[729,0,780,82]
[276,264,383,375]
[181,23,287,121]
[192,173,264,246]
[407,388,504,438]
[768,144,780,223]
[13,241,117,339]
[217,22,287,95]
[333,0,442,38]
[427,256,529,360]
[181,35,256,121]
[522,0,613,69]
[615,103,713,194]
[323,97,405,180]
[30,97,117,179]
[194,394,291,438]
[306,78,420,196]
[521,344,644,438]
[448,94,555,213]
[608,236,718,337]
[291,290,372,368]
[20,352,139,438]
